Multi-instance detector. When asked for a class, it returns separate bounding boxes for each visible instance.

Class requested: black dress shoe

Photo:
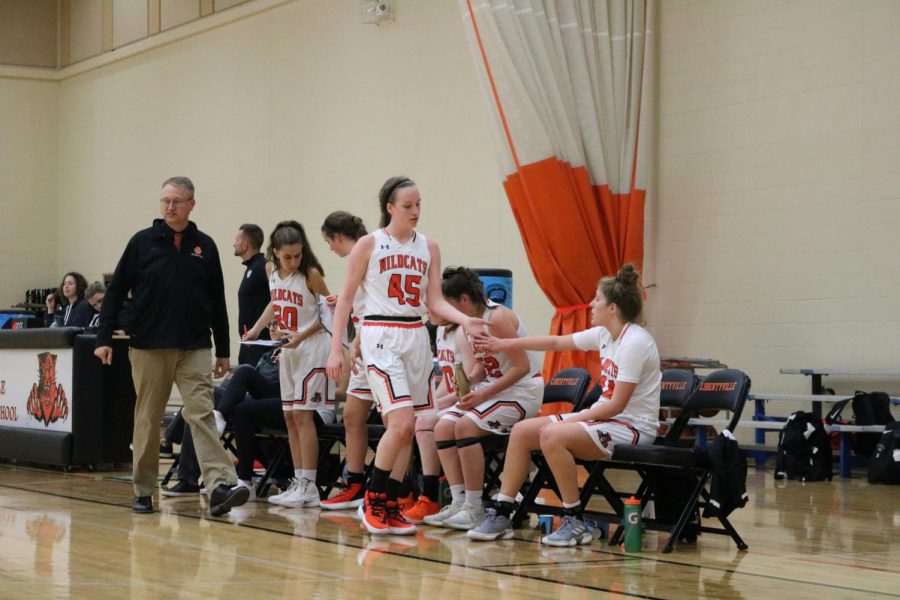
[160,481,201,497]
[209,484,250,517]
[132,496,154,513]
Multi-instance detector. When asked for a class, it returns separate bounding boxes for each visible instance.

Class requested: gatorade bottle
[438,476,451,507]
[623,496,643,552]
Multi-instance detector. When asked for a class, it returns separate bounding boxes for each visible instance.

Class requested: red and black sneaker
[362,492,391,535]
[386,499,417,535]
[321,480,365,510]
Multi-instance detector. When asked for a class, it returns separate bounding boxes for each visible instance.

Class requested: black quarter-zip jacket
[97,219,230,357]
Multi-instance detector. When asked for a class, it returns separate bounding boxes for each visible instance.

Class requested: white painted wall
[650,0,900,396]
[0,77,58,309]
[48,0,551,357]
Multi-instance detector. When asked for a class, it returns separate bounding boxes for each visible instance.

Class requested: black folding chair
[312,401,388,497]
[610,368,751,553]
[476,368,592,497]
[255,417,353,498]
[507,368,593,527]
[577,368,702,523]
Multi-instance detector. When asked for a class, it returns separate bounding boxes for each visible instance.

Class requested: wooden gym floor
[0,463,898,599]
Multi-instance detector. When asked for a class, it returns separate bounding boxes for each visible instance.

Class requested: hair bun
[616,264,639,287]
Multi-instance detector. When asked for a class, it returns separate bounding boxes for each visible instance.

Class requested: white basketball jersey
[436,325,459,393]
[363,228,430,318]
[351,286,367,322]
[269,269,319,333]
[473,301,542,384]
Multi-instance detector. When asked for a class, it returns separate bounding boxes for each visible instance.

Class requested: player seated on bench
[423,267,544,530]
[467,264,661,546]
[161,347,282,497]
[399,316,460,522]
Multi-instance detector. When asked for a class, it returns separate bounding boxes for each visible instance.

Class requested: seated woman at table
[467,264,661,547]
[69,281,106,329]
[45,272,88,327]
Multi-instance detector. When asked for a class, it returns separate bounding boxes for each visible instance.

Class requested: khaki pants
[129,348,235,497]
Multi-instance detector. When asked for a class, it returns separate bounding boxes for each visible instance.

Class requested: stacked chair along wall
[508,368,594,527]
[609,368,751,553]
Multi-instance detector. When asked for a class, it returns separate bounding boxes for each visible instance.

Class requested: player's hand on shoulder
[472,332,504,354]
[462,315,487,337]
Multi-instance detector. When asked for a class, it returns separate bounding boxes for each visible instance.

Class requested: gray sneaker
[467,507,514,541]
[423,502,464,527]
[541,515,592,547]
[443,502,484,530]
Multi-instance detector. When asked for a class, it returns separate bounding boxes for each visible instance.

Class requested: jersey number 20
[273,305,297,331]
[388,274,422,307]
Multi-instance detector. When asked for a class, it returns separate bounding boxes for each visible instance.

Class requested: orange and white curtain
[460,0,655,388]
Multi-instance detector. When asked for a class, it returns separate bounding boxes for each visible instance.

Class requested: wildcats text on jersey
[379,254,428,275]
[271,288,304,305]
[600,357,618,379]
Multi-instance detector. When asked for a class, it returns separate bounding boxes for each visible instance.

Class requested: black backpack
[826,391,896,456]
[774,411,832,482]
[867,422,900,484]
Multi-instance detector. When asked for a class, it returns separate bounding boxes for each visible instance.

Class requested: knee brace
[436,439,457,450]
[455,437,483,449]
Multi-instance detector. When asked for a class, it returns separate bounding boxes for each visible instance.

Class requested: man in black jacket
[233,223,271,366]
[95,176,248,516]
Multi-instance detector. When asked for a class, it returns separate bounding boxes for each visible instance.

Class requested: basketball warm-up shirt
[571,323,661,436]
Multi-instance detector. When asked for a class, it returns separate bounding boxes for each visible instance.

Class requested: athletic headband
[383,177,414,202]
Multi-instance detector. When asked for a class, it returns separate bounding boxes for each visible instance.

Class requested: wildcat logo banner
[0,348,72,432]
[27,352,69,426]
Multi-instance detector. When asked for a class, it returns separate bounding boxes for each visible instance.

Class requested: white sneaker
[213,410,227,436]
[235,481,260,503]
[276,477,321,508]
[423,502,464,528]
[443,503,484,530]
[268,478,303,504]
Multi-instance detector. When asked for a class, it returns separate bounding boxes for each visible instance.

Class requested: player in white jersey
[424,268,544,530]
[325,176,484,535]
[319,211,374,510]
[244,221,333,508]
[467,264,661,546]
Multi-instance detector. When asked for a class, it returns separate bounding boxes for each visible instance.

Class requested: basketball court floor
[1,463,897,599]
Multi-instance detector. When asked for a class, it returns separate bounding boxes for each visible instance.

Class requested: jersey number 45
[388,273,422,307]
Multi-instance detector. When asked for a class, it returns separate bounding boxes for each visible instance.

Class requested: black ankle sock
[369,467,390,495]
[422,475,440,502]
[495,500,514,518]
[347,470,365,485]
[398,476,413,498]
[562,504,583,519]
[385,477,403,501]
